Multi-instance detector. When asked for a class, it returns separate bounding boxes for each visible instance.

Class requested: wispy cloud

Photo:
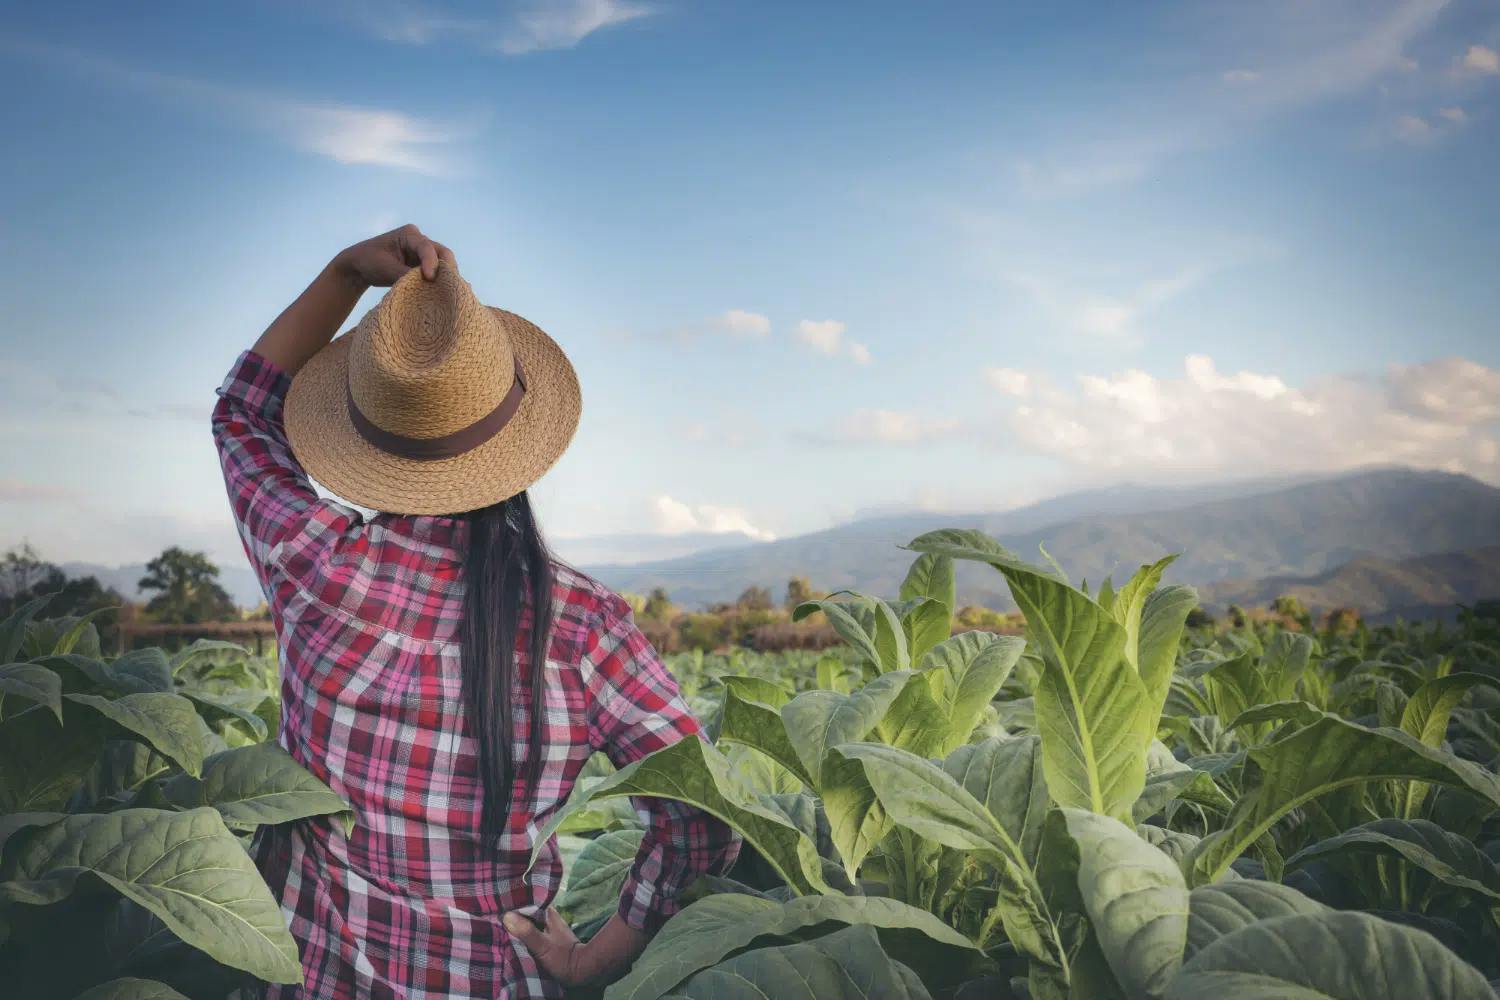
[1002,263,1213,345]
[1013,0,1451,197]
[796,319,871,365]
[1459,43,1500,76]
[820,409,964,447]
[332,0,653,55]
[0,36,474,175]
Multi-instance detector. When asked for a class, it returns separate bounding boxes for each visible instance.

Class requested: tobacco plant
[543,530,1500,999]
[0,596,351,999]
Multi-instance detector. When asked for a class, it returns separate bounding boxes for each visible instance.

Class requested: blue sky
[2,0,1498,568]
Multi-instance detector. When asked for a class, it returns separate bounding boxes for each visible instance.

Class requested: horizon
[3,1,1499,572]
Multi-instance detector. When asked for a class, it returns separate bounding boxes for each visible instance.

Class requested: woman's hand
[334,223,455,288]
[503,908,650,988]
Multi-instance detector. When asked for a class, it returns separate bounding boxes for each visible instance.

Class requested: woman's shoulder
[548,560,633,637]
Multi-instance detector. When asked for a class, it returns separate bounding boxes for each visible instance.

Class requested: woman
[211,224,741,998]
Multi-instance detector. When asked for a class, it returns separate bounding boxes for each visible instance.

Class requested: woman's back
[214,332,739,998]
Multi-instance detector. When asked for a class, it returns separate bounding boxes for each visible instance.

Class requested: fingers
[395,224,443,280]
[502,910,544,951]
[434,241,458,272]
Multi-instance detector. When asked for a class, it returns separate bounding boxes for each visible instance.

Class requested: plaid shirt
[212,349,740,999]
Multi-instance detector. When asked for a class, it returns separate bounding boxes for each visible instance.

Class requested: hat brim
[283,307,581,516]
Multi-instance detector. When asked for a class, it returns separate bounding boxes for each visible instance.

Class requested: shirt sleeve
[211,349,362,605]
[584,590,743,933]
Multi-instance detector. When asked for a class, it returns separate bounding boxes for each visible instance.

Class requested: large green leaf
[832,742,1061,966]
[900,552,956,612]
[898,597,952,669]
[71,740,175,811]
[871,670,951,758]
[1203,653,1277,745]
[794,594,908,674]
[604,891,972,1000]
[1136,585,1197,720]
[1183,879,1326,959]
[162,741,353,835]
[557,828,645,924]
[0,807,302,983]
[65,692,205,778]
[781,670,911,787]
[919,632,1025,754]
[903,529,1063,581]
[1400,673,1496,818]
[1133,741,1234,824]
[1110,557,1173,673]
[721,675,792,709]
[181,691,269,743]
[1187,710,1500,885]
[718,688,813,789]
[73,979,191,1000]
[527,737,828,895]
[1165,911,1492,999]
[651,923,931,1000]
[0,661,63,721]
[1286,818,1500,904]
[1061,808,1189,1000]
[819,749,889,881]
[0,702,112,812]
[1009,564,1148,822]
[0,594,53,662]
[169,638,251,675]
[942,736,1049,865]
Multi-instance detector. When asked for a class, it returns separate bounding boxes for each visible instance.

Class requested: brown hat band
[346,355,528,462]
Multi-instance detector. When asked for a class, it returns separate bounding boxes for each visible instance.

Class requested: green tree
[643,586,676,621]
[784,575,815,610]
[0,543,121,622]
[736,585,773,611]
[138,546,236,623]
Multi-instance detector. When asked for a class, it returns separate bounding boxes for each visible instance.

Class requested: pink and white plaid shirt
[212,349,740,999]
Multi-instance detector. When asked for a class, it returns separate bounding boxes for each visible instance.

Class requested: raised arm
[211,225,452,600]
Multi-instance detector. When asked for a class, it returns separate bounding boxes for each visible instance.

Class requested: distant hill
[584,468,1500,610]
[1200,547,1500,621]
[548,529,764,567]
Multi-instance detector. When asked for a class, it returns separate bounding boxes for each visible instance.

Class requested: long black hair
[460,489,556,843]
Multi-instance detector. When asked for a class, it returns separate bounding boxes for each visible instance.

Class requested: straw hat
[283,263,581,516]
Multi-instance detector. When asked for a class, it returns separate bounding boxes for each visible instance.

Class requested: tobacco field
[5,528,1500,998]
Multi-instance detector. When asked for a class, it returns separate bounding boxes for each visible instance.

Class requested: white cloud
[1460,44,1500,75]
[718,309,772,337]
[984,368,1031,397]
[1393,113,1435,143]
[983,354,1500,482]
[830,409,964,446]
[796,319,871,364]
[651,495,776,541]
[1222,68,1260,84]
[501,0,652,55]
[1437,106,1467,123]
[1004,264,1210,343]
[334,0,652,55]
[0,37,469,175]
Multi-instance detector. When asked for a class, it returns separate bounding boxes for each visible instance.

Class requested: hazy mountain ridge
[1200,547,1500,620]
[584,468,1500,610]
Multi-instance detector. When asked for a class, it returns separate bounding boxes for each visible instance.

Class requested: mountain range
[582,467,1500,611]
[54,467,1500,618]
[1200,547,1500,622]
